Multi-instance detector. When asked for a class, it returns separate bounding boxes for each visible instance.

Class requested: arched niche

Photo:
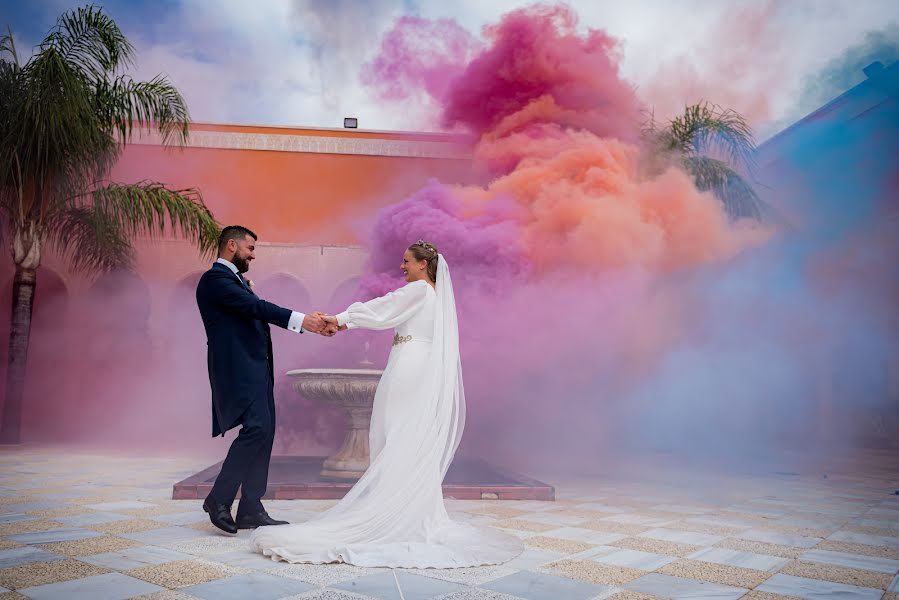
[168,271,206,343]
[256,273,312,313]
[78,269,152,362]
[0,268,71,439]
[328,276,362,312]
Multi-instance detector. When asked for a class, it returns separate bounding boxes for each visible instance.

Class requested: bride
[250,240,523,568]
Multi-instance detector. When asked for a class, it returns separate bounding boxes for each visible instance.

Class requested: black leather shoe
[203,496,237,534]
[235,511,289,529]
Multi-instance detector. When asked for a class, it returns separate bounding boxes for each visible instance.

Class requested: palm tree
[643,102,763,220]
[0,6,220,443]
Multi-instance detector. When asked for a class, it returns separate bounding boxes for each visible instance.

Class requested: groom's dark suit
[196,260,302,517]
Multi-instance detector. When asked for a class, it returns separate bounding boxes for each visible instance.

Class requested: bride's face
[401,250,427,283]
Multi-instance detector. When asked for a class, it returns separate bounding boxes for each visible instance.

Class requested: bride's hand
[321,314,340,336]
[323,315,347,331]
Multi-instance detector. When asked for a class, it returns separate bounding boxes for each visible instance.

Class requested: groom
[196,225,336,534]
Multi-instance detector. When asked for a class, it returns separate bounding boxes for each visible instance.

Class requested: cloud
[792,22,899,120]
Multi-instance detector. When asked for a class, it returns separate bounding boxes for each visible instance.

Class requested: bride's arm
[334,280,429,331]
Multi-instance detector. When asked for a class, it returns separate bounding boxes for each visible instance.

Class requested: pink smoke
[442,5,641,143]
[363,15,481,105]
[356,5,773,466]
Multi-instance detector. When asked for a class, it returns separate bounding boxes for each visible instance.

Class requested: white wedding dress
[250,256,523,568]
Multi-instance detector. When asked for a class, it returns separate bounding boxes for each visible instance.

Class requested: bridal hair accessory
[414,240,437,255]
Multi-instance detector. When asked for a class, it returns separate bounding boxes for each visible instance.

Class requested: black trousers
[209,381,275,517]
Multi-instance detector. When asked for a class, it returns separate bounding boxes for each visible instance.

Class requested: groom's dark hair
[218,225,257,255]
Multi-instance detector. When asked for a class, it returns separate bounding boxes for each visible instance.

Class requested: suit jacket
[196,262,292,436]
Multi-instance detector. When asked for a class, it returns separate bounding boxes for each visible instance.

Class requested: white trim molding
[129,130,472,160]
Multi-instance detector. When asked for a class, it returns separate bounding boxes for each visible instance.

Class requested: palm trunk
[0,266,36,444]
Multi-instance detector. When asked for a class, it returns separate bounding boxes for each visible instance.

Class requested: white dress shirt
[215,258,305,333]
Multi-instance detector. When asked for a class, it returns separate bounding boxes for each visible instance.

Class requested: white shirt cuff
[336,311,354,329]
[288,311,305,333]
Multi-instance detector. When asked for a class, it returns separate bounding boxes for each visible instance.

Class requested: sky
[3,0,897,140]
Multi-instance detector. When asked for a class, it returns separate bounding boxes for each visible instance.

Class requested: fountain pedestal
[288,368,382,479]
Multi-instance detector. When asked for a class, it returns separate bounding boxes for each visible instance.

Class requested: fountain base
[173,456,554,501]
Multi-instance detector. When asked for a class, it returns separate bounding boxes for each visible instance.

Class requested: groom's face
[231,234,256,273]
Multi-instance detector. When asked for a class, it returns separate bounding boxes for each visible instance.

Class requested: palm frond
[91,182,220,258]
[0,36,23,195]
[669,102,758,174]
[45,204,134,274]
[96,75,190,146]
[40,5,133,81]
[9,46,116,201]
[1,26,19,65]
[682,155,762,220]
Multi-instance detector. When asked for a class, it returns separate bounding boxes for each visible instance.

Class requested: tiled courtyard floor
[0,445,897,599]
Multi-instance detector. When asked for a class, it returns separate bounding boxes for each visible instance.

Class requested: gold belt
[392,334,413,346]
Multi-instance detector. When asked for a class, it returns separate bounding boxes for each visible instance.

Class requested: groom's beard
[233,254,250,273]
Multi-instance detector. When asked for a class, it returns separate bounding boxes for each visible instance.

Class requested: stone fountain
[172,356,553,500]
[287,368,382,479]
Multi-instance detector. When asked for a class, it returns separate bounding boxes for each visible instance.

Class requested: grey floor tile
[724,505,785,518]
[0,513,34,524]
[540,527,625,545]
[481,570,610,600]
[737,528,821,548]
[18,572,163,600]
[522,513,590,527]
[0,546,65,568]
[687,547,789,571]
[593,548,676,571]
[334,570,464,600]
[184,571,315,600]
[80,545,193,570]
[7,528,103,544]
[756,573,882,599]
[573,504,633,514]
[153,511,209,525]
[215,549,292,570]
[623,573,747,599]
[685,516,756,530]
[638,528,724,546]
[651,504,712,515]
[56,512,132,527]
[855,518,899,530]
[502,549,564,571]
[828,530,899,548]
[3,500,64,513]
[602,514,676,527]
[121,526,211,544]
[84,500,158,511]
[800,548,899,573]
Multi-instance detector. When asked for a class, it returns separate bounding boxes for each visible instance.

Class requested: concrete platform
[172,455,556,500]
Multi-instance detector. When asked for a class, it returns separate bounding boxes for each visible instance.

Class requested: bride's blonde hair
[408,240,439,283]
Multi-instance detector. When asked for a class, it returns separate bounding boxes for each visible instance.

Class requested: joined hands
[301,312,346,337]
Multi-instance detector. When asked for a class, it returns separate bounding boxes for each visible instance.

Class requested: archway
[328,276,362,311]
[64,270,153,441]
[0,268,70,440]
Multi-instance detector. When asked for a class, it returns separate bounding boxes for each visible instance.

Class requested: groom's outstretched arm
[203,270,327,333]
